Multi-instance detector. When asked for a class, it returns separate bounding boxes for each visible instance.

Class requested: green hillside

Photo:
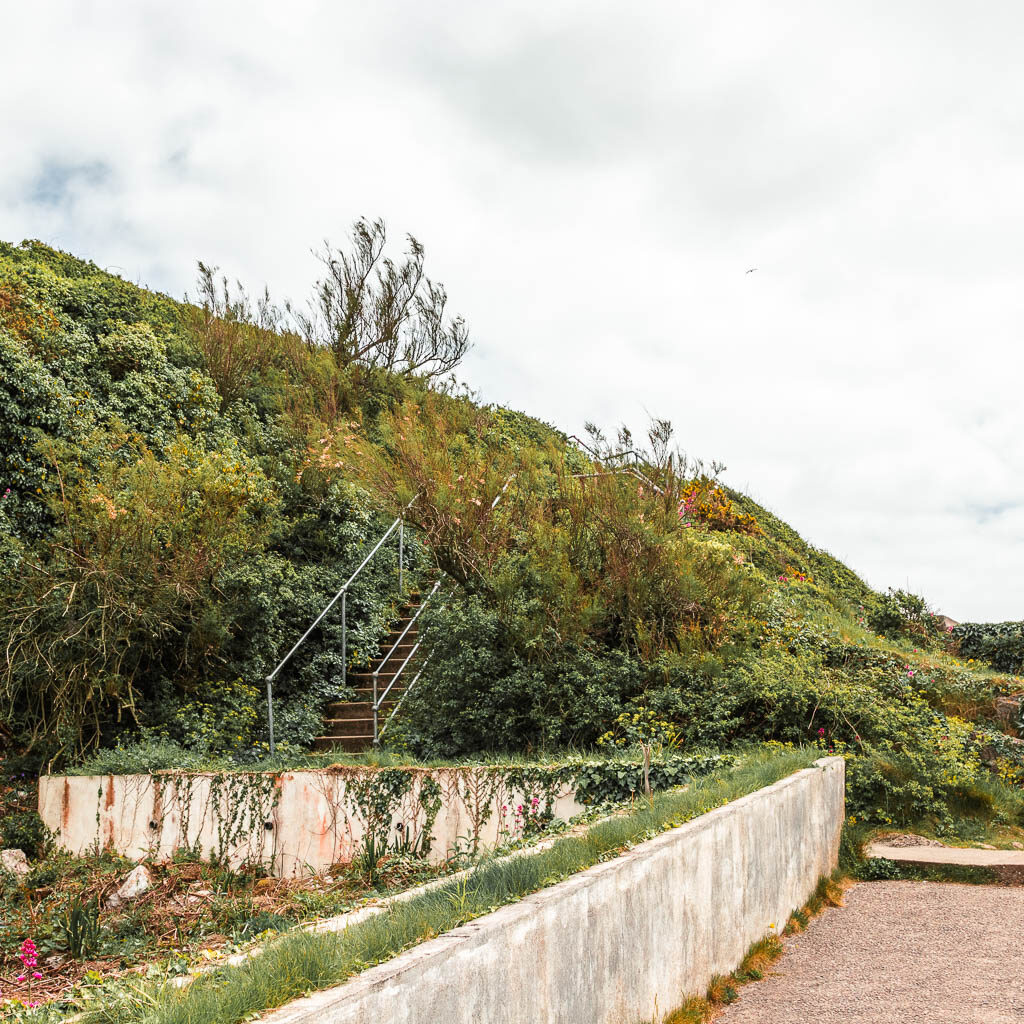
[2,236,1022,838]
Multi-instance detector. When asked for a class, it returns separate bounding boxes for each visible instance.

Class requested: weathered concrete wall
[261,758,844,1024]
[38,768,584,876]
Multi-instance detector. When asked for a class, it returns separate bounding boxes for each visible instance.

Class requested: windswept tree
[291,218,471,381]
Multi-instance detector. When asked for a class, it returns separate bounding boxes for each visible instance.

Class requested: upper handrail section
[266,494,418,686]
[567,434,666,496]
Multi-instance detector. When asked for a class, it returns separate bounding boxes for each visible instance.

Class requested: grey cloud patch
[30,160,112,208]
[964,501,1021,525]
[405,11,909,242]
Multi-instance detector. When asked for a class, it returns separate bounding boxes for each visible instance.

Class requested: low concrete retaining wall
[262,757,844,1024]
[38,767,584,876]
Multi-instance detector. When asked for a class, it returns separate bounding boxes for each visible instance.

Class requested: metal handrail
[377,579,440,668]
[264,495,418,753]
[374,639,422,709]
[371,580,444,744]
[376,657,430,743]
[568,434,665,496]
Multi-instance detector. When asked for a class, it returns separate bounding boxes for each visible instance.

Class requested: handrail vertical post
[398,516,405,595]
[266,677,275,755]
[341,589,347,690]
[372,667,380,746]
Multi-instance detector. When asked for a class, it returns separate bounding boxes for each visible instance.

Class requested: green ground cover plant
[0,839,448,1018]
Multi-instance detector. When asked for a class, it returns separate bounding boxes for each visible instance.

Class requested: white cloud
[1,0,1021,619]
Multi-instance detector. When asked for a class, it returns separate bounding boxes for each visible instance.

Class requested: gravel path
[715,881,1024,1024]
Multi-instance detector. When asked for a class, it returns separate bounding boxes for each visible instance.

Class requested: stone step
[349,669,414,685]
[372,644,418,663]
[316,594,425,753]
[351,687,406,701]
[377,633,418,651]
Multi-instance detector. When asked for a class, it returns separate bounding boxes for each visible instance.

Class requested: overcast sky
[2,1,1021,620]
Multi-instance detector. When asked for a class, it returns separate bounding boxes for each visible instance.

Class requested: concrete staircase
[312,596,421,753]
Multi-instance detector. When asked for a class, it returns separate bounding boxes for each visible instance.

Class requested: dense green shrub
[396,597,645,754]
[954,620,1024,674]
[570,751,731,803]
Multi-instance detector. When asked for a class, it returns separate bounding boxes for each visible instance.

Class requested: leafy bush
[328,394,763,666]
[868,588,947,644]
[162,679,262,755]
[570,751,730,804]
[1,810,51,859]
[678,479,760,534]
[0,242,427,762]
[396,596,646,754]
[0,434,276,757]
[73,737,214,776]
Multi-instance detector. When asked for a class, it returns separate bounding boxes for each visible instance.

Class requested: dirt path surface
[715,881,1024,1024]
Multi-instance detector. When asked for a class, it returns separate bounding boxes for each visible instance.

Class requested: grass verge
[73,746,818,1024]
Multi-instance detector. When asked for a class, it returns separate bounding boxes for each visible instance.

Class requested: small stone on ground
[716,881,1024,1024]
[107,863,152,907]
[1,848,30,876]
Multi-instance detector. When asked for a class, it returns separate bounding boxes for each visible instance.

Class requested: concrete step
[312,735,374,753]
[867,842,1024,884]
[324,701,396,720]
[321,718,374,738]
